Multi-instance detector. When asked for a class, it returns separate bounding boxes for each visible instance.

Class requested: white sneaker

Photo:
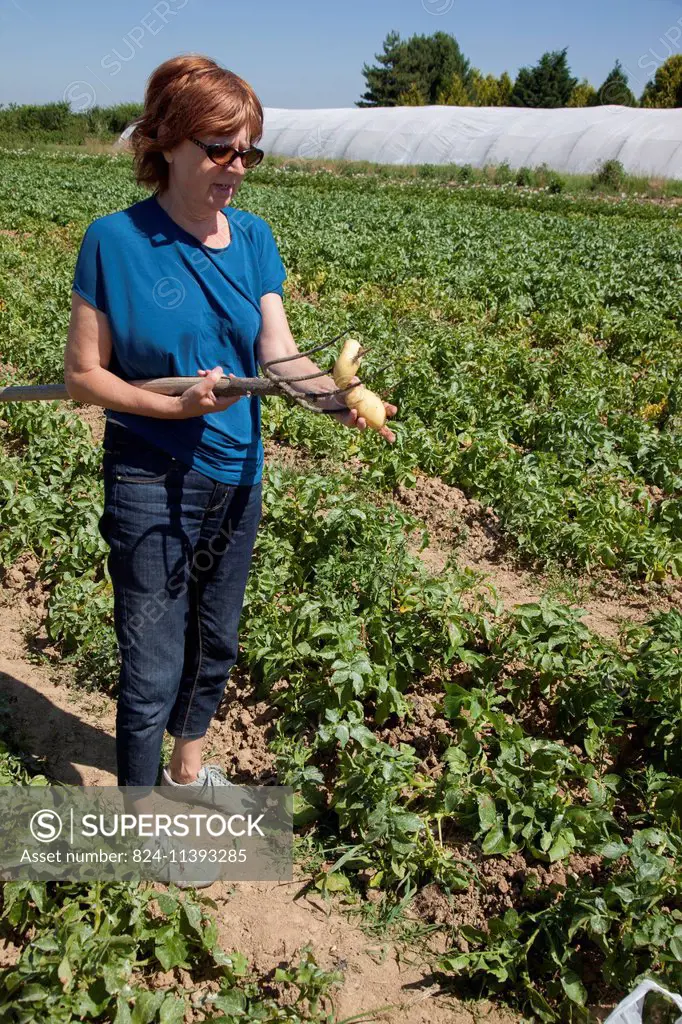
[161,761,233,790]
[159,763,240,888]
[138,833,216,890]
[159,765,236,819]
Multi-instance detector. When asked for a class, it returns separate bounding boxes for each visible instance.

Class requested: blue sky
[1,0,681,109]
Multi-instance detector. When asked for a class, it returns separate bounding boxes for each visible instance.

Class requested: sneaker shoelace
[200,763,233,787]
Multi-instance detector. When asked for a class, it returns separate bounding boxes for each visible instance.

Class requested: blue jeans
[98,419,262,789]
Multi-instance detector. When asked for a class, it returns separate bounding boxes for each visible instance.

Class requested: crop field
[0,146,681,1023]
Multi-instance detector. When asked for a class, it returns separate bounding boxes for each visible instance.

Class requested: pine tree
[357,31,470,107]
[357,31,411,107]
[398,32,471,105]
[595,61,636,106]
[510,48,578,108]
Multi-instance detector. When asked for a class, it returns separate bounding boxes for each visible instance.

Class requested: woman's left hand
[337,403,398,443]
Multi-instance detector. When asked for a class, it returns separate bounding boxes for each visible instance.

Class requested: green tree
[358,30,470,107]
[399,32,471,106]
[594,60,636,106]
[468,69,513,106]
[640,54,682,107]
[498,71,513,106]
[398,81,427,106]
[567,79,598,107]
[510,48,578,108]
[357,30,411,107]
[436,72,470,105]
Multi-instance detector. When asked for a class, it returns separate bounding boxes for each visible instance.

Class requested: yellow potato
[332,339,387,430]
[333,338,363,389]
[343,384,387,429]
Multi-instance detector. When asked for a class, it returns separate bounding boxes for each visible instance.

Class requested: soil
[410,848,610,938]
[392,471,681,640]
[0,936,21,968]
[169,879,520,1024]
[0,565,625,1019]
[69,400,106,445]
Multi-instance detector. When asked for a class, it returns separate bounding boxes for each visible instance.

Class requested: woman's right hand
[174,366,245,419]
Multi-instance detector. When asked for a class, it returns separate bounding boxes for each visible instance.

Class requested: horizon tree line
[357,31,682,109]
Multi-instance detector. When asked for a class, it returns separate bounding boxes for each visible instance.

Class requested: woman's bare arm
[255,292,397,441]
[64,292,185,419]
[255,292,343,405]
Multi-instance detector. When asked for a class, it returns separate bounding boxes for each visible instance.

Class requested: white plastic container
[603,981,682,1024]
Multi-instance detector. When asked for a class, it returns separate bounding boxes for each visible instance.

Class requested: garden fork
[0,328,381,413]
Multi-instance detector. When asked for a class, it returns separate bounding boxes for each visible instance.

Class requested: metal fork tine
[307,383,356,400]
[259,327,379,416]
[264,382,356,400]
[265,355,387,391]
[260,328,352,371]
[264,366,333,384]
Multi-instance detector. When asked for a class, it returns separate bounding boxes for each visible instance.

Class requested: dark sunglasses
[190,136,264,168]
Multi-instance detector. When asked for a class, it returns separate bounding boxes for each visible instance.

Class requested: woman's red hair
[130,54,263,193]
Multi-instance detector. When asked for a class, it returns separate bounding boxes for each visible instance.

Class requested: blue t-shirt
[71,194,287,485]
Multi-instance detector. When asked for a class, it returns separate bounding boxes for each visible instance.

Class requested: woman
[64,54,397,814]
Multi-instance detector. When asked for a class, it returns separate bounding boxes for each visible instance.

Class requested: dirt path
[392,473,681,640]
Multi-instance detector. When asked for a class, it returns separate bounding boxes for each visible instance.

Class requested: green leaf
[28,883,47,912]
[516,604,543,617]
[527,984,555,1022]
[155,893,177,916]
[131,990,165,1024]
[482,825,510,855]
[155,931,190,971]
[57,954,73,992]
[114,995,133,1024]
[214,989,248,1013]
[597,840,628,860]
[477,792,497,832]
[589,913,609,935]
[440,954,469,971]
[316,871,351,892]
[610,884,635,904]
[393,811,424,833]
[159,992,187,1024]
[181,899,204,938]
[561,970,587,1006]
[336,724,350,747]
[102,962,129,997]
[548,831,575,862]
[212,946,239,967]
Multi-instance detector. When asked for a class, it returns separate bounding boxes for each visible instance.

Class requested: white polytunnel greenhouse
[118,104,682,179]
